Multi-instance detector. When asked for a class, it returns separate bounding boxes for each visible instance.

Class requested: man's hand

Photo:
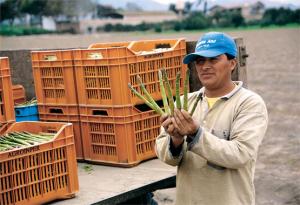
[160,114,184,148]
[171,109,200,136]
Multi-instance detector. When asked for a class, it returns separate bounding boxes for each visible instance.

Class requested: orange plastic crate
[78,104,155,117]
[31,50,78,105]
[0,120,14,135]
[73,38,187,106]
[38,104,79,116]
[80,109,160,167]
[12,85,26,105]
[0,57,15,123]
[0,121,79,205]
[38,107,84,160]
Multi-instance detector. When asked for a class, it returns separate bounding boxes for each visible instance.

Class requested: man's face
[194,54,236,90]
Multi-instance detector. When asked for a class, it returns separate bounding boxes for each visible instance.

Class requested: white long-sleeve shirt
[155,81,268,205]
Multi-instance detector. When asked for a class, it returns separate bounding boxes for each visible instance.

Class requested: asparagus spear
[158,70,170,115]
[183,69,190,111]
[161,68,175,115]
[128,83,164,115]
[190,93,202,116]
[175,71,182,109]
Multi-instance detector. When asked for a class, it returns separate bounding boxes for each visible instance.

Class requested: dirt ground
[1,28,300,205]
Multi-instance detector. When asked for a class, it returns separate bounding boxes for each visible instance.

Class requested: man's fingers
[173,111,185,131]
[174,109,185,121]
[171,116,181,130]
[160,114,169,124]
[161,117,172,130]
[181,109,194,123]
[167,123,176,134]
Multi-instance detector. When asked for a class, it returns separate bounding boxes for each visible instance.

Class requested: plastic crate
[31,50,78,105]
[38,106,83,160]
[38,104,79,116]
[15,104,39,122]
[0,120,14,135]
[0,57,15,123]
[16,115,39,122]
[12,85,26,105]
[80,108,161,167]
[73,38,187,106]
[78,103,159,117]
[15,104,38,117]
[0,121,79,205]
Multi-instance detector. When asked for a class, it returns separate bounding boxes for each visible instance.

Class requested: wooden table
[50,159,176,205]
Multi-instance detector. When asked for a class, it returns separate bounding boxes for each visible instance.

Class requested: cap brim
[183,50,224,64]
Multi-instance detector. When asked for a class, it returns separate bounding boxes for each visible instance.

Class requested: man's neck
[205,81,236,98]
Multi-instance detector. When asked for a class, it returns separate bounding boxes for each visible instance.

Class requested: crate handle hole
[155,43,171,49]
[16,110,21,115]
[44,55,57,61]
[49,108,63,114]
[92,110,108,116]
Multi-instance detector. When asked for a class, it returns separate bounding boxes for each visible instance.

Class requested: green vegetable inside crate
[0,131,55,152]
[128,68,200,116]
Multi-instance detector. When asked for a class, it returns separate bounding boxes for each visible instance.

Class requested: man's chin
[200,80,214,88]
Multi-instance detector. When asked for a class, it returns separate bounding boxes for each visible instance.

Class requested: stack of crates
[31,50,84,160]
[0,121,79,205]
[74,39,188,166]
[31,39,188,166]
[0,57,15,134]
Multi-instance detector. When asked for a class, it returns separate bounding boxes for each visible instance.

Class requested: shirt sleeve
[169,138,184,157]
[186,127,202,150]
[188,95,268,169]
[155,127,186,166]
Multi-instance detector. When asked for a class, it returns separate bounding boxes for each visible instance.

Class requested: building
[79,11,179,34]
[208,1,265,22]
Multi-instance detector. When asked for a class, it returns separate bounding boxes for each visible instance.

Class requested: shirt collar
[198,81,243,100]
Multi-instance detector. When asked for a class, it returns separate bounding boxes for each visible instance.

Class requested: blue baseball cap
[183,32,237,64]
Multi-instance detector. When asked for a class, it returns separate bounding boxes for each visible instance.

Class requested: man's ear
[230,59,237,71]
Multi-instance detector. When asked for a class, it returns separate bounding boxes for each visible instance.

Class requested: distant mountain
[93,0,168,11]
[197,0,300,9]
[157,0,300,10]
[93,0,299,11]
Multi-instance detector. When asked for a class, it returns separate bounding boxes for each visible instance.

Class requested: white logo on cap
[196,39,217,49]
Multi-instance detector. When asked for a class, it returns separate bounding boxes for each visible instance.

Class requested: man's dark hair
[225,53,236,60]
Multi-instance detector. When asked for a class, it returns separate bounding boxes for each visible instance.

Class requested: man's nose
[202,59,212,69]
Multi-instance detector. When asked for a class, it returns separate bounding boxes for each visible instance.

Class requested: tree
[182,11,209,30]
[230,10,244,27]
[211,9,244,27]
[169,2,193,15]
[62,0,95,22]
[20,0,47,27]
[0,0,22,25]
[261,8,296,26]
[44,0,64,21]
[169,3,178,14]
[293,9,300,24]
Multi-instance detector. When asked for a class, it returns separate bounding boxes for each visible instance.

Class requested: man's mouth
[200,73,214,77]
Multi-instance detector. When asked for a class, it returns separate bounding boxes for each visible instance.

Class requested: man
[155,32,268,205]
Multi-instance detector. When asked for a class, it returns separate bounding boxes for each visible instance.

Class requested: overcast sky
[154,0,300,6]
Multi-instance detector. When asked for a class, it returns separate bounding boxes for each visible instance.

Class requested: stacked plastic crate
[0,121,79,205]
[74,39,188,166]
[0,57,15,134]
[31,50,84,160]
[12,84,26,105]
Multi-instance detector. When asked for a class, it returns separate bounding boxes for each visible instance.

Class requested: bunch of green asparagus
[128,68,201,116]
[0,131,55,152]
[15,98,37,107]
